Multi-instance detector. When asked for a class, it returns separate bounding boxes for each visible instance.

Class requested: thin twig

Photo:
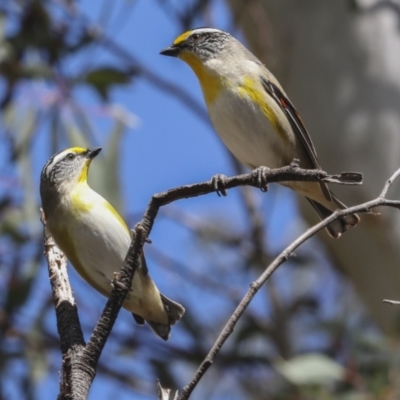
[157,380,179,400]
[83,224,146,370]
[177,167,400,400]
[50,0,210,125]
[42,213,146,398]
[140,164,363,235]
[380,167,400,198]
[383,299,400,305]
[42,165,364,398]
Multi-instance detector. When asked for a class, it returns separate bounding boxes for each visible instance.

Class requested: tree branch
[177,167,400,400]
[139,164,362,236]
[42,164,363,399]
[41,213,146,399]
[83,224,146,375]
[50,0,210,125]
[41,210,86,400]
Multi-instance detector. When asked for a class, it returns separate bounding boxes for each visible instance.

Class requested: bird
[160,27,360,238]
[40,147,185,340]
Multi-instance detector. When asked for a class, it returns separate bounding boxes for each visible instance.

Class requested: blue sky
[0,1,342,399]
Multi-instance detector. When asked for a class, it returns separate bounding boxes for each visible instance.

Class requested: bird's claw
[253,166,270,192]
[211,174,229,197]
[290,159,301,168]
[112,272,129,291]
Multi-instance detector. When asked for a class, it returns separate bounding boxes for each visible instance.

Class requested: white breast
[77,209,128,281]
[208,85,295,170]
[63,189,143,297]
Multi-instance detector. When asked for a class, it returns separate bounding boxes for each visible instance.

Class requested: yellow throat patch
[78,161,90,183]
[178,52,224,105]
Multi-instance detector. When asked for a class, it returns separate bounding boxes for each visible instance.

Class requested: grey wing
[132,313,145,325]
[139,252,148,276]
[261,76,331,201]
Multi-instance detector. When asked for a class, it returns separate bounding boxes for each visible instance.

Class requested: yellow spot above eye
[238,76,288,142]
[173,30,194,46]
[68,147,87,154]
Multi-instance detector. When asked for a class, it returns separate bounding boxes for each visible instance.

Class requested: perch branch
[83,224,146,371]
[42,164,363,398]
[41,209,86,400]
[177,167,400,400]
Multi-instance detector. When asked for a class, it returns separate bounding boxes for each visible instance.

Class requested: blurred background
[2,0,400,399]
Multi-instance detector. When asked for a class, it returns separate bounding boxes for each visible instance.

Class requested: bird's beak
[160,45,181,57]
[86,148,102,160]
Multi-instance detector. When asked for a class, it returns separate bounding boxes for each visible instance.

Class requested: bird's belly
[209,90,294,170]
[65,211,163,319]
[55,207,132,296]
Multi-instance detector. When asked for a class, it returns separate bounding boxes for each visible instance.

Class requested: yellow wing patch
[104,201,131,236]
[173,30,194,46]
[70,184,129,237]
[238,76,288,143]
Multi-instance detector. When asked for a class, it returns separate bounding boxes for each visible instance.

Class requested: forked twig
[42,164,365,399]
[177,167,400,400]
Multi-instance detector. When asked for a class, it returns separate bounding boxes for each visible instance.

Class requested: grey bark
[228,0,400,333]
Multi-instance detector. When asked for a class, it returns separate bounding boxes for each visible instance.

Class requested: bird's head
[40,147,101,195]
[160,27,232,64]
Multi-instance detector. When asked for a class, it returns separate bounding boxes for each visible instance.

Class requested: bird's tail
[134,294,185,341]
[307,194,360,239]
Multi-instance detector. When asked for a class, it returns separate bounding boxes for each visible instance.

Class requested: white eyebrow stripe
[191,28,225,35]
[45,149,69,175]
[52,150,69,166]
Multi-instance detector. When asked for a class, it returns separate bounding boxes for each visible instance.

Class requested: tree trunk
[228,0,400,334]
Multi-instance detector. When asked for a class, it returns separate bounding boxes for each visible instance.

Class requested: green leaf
[10,107,40,232]
[0,12,6,43]
[18,151,39,232]
[4,253,41,313]
[274,353,345,385]
[0,206,27,244]
[85,66,134,101]
[26,328,49,382]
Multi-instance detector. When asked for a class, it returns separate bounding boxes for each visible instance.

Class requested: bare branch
[380,167,400,198]
[42,165,364,398]
[322,171,365,185]
[177,168,400,399]
[140,165,362,236]
[41,209,86,400]
[83,224,146,369]
[383,299,400,305]
[158,380,178,400]
[50,0,209,125]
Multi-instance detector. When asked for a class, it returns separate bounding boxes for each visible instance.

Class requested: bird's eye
[192,33,200,41]
[66,153,75,161]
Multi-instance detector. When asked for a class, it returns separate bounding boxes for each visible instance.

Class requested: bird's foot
[211,174,229,197]
[112,272,130,293]
[290,158,301,168]
[253,166,270,192]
